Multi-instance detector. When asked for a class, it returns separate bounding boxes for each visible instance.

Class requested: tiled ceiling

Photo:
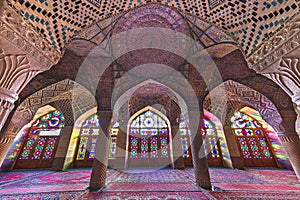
[6,0,299,56]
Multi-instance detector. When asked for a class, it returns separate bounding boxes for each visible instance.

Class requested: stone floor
[0,167,299,199]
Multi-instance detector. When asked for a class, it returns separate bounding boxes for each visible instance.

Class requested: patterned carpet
[0,167,299,199]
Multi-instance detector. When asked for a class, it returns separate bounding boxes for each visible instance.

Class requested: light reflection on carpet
[0,167,299,199]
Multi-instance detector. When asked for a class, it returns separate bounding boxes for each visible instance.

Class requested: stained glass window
[20,138,35,159]
[76,114,100,161]
[88,138,98,160]
[16,110,64,169]
[82,114,100,128]
[109,120,119,160]
[179,120,190,158]
[32,111,65,130]
[160,137,168,158]
[129,110,170,159]
[181,137,189,158]
[258,138,272,159]
[231,111,274,162]
[43,137,57,159]
[150,137,158,158]
[109,137,117,159]
[77,137,88,160]
[238,138,251,158]
[200,117,221,159]
[32,138,46,159]
[130,137,138,158]
[141,137,149,158]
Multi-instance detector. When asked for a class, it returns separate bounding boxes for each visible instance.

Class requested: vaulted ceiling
[6,0,299,57]
[3,0,298,131]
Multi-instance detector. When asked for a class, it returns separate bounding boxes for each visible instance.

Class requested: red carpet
[0,167,299,199]
[215,183,300,191]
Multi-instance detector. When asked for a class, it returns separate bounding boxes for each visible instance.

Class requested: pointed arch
[125,106,174,169]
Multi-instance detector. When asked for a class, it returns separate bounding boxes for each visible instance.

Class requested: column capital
[0,88,18,104]
[278,134,300,143]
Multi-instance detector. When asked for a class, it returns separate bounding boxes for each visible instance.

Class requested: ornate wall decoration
[16,79,96,124]
[0,2,60,69]
[5,0,298,56]
[0,48,42,130]
[0,49,39,96]
[248,15,300,71]
[263,58,300,98]
[204,80,283,132]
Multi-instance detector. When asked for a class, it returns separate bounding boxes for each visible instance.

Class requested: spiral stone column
[189,109,211,190]
[278,133,300,179]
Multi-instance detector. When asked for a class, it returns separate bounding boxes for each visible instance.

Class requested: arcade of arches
[0,0,300,198]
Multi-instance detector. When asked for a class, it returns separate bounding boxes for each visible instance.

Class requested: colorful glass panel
[109,137,117,159]
[109,121,119,159]
[20,138,35,159]
[140,111,158,128]
[32,111,65,130]
[76,137,88,160]
[131,117,140,128]
[150,137,158,158]
[181,137,189,158]
[259,138,272,159]
[255,129,262,136]
[141,138,149,158]
[206,128,216,136]
[141,129,158,136]
[180,121,188,129]
[200,117,221,159]
[231,112,262,129]
[248,138,261,159]
[82,114,100,128]
[130,137,138,158]
[160,137,168,158]
[179,119,191,159]
[203,138,209,156]
[158,117,167,128]
[238,138,251,158]
[110,128,118,136]
[88,138,98,160]
[113,121,119,128]
[130,129,139,135]
[209,137,219,158]
[180,128,187,135]
[43,137,57,159]
[231,111,276,163]
[129,110,170,159]
[201,118,213,129]
[32,138,46,159]
[159,129,168,135]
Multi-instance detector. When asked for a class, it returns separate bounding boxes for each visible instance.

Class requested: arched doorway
[126,107,173,169]
[14,110,64,169]
[230,111,277,167]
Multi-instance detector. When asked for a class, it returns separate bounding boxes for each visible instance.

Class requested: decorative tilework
[17,79,97,126]
[204,80,282,130]
[68,4,235,58]
[208,0,226,10]
[6,0,298,56]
